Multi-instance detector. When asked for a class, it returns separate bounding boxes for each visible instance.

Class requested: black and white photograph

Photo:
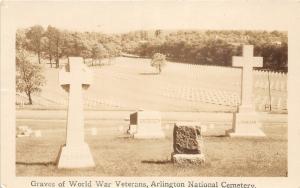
[1,1,300,188]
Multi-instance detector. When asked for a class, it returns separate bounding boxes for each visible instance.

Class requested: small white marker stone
[209,123,215,129]
[91,128,97,136]
[34,130,42,137]
[201,126,207,132]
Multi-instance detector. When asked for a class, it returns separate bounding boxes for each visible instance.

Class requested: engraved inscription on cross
[233,45,263,112]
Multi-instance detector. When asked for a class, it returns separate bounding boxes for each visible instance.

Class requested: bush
[151,53,166,74]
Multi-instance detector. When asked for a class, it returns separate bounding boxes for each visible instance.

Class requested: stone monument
[56,57,95,168]
[172,123,205,165]
[129,110,165,139]
[227,45,265,137]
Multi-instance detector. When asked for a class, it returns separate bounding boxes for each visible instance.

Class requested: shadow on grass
[16,161,56,166]
[139,73,159,75]
[116,134,133,139]
[204,135,227,138]
[141,160,172,164]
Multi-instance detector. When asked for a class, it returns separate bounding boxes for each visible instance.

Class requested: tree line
[124,30,288,72]
[17,26,287,72]
[16,25,122,68]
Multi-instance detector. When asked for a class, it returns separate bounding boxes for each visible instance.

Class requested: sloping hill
[16,57,287,112]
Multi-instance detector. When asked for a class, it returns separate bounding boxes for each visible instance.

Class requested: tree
[16,50,46,105]
[79,35,94,63]
[80,42,92,64]
[54,31,62,68]
[16,29,27,51]
[44,26,60,68]
[91,43,107,66]
[41,36,52,67]
[25,25,44,64]
[150,53,166,74]
[155,29,162,38]
[60,31,73,58]
[49,27,62,68]
[104,42,120,63]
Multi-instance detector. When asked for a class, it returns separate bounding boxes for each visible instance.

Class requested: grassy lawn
[16,119,287,177]
[16,57,287,113]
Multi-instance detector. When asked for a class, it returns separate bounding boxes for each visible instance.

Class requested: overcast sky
[4,1,293,33]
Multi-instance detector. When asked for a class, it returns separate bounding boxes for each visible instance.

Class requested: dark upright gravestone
[172,123,205,165]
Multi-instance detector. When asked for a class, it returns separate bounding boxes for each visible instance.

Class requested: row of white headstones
[106,55,286,109]
[76,60,287,110]
[28,93,284,112]
[16,52,287,112]
[16,82,287,112]
[164,58,287,91]
[52,45,278,168]
[16,87,287,111]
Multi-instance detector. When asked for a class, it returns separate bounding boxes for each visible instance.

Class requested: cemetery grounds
[16,57,287,176]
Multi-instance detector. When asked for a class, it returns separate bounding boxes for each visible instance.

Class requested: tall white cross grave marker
[56,57,95,168]
[227,45,265,137]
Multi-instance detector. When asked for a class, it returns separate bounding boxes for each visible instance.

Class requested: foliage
[17,25,122,68]
[16,50,46,104]
[43,25,62,68]
[52,26,62,68]
[16,29,27,51]
[151,53,166,74]
[25,25,44,64]
[121,30,288,72]
[17,26,288,71]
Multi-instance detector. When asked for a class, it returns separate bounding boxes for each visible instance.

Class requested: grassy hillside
[16,57,287,112]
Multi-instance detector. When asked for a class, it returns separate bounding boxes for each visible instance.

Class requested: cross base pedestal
[57,143,95,169]
[226,112,265,137]
[238,105,255,113]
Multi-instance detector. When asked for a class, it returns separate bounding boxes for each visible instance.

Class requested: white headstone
[277,98,283,109]
[275,80,281,91]
[56,57,95,168]
[91,128,98,136]
[281,81,287,91]
[201,125,207,133]
[129,110,165,139]
[20,100,24,108]
[34,130,42,137]
[270,81,275,90]
[227,45,265,137]
[271,97,277,108]
[16,126,32,137]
